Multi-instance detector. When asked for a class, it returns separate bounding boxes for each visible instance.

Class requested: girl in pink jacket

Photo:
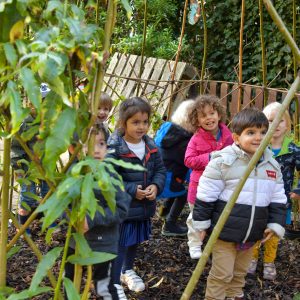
[184,95,233,259]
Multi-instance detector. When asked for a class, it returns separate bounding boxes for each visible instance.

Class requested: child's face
[97,105,110,123]
[124,112,149,143]
[94,132,107,160]
[267,110,288,139]
[233,126,267,157]
[197,104,221,135]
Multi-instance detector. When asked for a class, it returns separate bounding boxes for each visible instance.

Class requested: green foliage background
[112,0,300,88]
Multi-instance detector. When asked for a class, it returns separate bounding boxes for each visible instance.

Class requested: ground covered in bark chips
[6,210,300,300]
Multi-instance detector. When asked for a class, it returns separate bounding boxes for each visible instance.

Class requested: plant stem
[180,74,300,300]
[9,212,63,300]
[136,0,147,96]
[54,221,72,300]
[238,0,245,112]
[0,130,11,286]
[263,0,300,64]
[200,0,207,95]
[167,0,189,120]
[259,0,268,106]
[81,265,92,300]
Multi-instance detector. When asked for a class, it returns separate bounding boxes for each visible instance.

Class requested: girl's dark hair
[118,97,152,129]
[231,108,269,135]
[91,123,109,141]
[189,95,225,128]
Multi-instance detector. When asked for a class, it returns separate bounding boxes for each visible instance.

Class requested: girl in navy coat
[107,97,166,297]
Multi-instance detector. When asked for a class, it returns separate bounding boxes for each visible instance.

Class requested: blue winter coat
[106,131,166,221]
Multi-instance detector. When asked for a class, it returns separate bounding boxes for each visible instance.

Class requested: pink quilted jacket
[184,123,233,204]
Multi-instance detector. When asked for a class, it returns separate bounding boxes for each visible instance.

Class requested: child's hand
[261,228,274,243]
[199,230,206,241]
[290,192,300,201]
[145,184,158,200]
[136,185,147,200]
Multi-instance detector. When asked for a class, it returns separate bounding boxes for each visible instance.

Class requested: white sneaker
[113,284,127,300]
[120,269,145,292]
[189,246,202,259]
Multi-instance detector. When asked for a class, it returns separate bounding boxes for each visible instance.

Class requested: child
[154,99,196,236]
[184,95,233,259]
[247,102,300,280]
[107,97,166,297]
[96,92,113,138]
[193,108,287,300]
[64,124,131,300]
[11,83,52,236]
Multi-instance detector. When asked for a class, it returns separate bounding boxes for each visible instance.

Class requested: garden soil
[7,210,300,300]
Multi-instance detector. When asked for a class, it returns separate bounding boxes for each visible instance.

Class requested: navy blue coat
[107,131,166,221]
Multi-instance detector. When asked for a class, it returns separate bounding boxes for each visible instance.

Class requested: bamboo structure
[199,0,207,95]
[258,0,268,105]
[237,0,245,112]
[136,0,147,95]
[0,128,11,286]
[181,74,300,300]
[167,0,189,120]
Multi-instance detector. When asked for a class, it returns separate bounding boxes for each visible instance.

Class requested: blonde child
[184,95,233,259]
[154,100,196,236]
[107,97,166,298]
[193,108,287,300]
[247,102,300,280]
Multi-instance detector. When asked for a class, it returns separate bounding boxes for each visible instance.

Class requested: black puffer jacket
[107,131,166,221]
[84,184,131,254]
[154,122,192,196]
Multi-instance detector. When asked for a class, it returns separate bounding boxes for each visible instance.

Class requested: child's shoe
[263,262,276,280]
[113,284,127,300]
[121,269,145,292]
[162,221,187,237]
[247,259,258,275]
[189,246,202,259]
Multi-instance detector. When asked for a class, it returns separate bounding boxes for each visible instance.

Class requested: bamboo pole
[166,0,189,120]
[292,0,299,142]
[180,74,300,300]
[237,0,245,112]
[258,0,268,106]
[199,0,207,95]
[263,0,300,65]
[0,129,11,286]
[136,0,147,96]
[73,0,117,291]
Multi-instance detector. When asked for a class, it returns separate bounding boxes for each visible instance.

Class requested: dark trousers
[112,244,138,284]
[64,248,119,299]
[165,194,187,222]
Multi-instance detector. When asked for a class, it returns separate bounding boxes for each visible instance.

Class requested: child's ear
[232,133,240,145]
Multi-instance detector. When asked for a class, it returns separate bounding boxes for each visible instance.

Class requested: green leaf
[68,251,116,266]
[7,81,29,135]
[72,233,92,257]
[7,287,51,300]
[120,0,132,19]
[63,278,80,300]
[29,247,62,291]
[7,246,21,259]
[43,108,76,177]
[20,124,39,142]
[3,43,17,67]
[80,172,97,219]
[105,157,145,171]
[20,67,42,112]
[0,0,22,43]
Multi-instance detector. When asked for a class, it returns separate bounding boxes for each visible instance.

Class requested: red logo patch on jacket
[266,170,277,179]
